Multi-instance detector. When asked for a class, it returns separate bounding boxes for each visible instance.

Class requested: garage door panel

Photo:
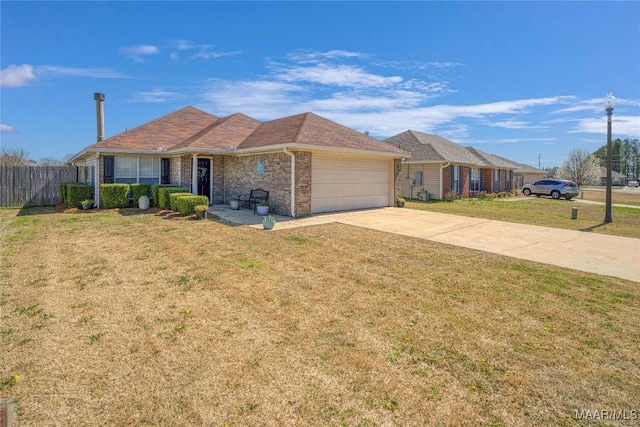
[312,154,391,213]
[313,182,389,198]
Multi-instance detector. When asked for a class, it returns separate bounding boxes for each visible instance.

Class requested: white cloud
[133,89,184,103]
[569,115,640,137]
[473,137,557,144]
[0,124,15,132]
[199,79,304,117]
[0,64,37,87]
[120,44,159,62]
[36,66,127,79]
[191,49,242,60]
[287,50,368,64]
[482,119,548,130]
[278,63,402,88]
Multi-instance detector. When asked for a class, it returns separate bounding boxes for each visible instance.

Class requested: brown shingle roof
[170,113,261,151]
[87,106,218,151]
[238,112,407,154]
[385,130,483,165]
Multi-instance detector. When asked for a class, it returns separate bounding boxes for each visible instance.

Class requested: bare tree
[0,147,33,166]
[38,156,65,166]
[555,148,601,186]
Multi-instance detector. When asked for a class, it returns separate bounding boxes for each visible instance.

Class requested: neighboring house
[501,160,547,188]
[599,166,627,185]
[384,130,517,199]
[70,106,408,216]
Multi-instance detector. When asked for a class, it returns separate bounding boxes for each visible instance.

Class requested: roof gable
[385,130,482,165]
[87,106,218,152]
[465,147,518,169]
[170,113,261,151]
[238,112,406,154]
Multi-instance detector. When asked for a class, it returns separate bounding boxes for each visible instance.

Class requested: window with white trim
[494,169,501,191]
[505,170,512,190]
[114,156,160,184]
[470,168,480,192]
[451,166,460,193]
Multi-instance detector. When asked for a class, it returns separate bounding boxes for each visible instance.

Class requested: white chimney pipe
[94,92,105,142]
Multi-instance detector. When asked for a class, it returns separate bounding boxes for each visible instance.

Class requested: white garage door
[312,154,391,213]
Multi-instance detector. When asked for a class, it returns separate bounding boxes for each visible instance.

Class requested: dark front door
[197,158,210,200]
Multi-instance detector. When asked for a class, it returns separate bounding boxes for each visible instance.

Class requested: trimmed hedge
[59,182,76,205]
[101,184,131,208]
[151,184,177,207]
[169,192,194,211]
[176,195,209,216]
[63,183,92,208]
[131,184,151,205]
[158,187,190,210]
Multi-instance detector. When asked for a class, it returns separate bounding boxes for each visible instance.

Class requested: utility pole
[538,154,541,170]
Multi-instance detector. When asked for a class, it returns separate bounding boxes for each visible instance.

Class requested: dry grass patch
[1,207,638,426]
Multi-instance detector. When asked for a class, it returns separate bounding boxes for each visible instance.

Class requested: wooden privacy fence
[0,166,90,207]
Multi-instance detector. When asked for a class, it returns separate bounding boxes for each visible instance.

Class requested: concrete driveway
[209,206,640,282]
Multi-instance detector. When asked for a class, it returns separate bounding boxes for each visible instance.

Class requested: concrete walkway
[208,205,640,282]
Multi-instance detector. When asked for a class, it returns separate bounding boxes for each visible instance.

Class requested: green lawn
[405,197,640,239]
[1,207,638,426]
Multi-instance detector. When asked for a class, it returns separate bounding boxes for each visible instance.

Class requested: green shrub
[59,182,76,205]
[176,195,209,216]
[157,187,190,210]
[169,192,194,211]
[101,184,131,208]
[62,183,92,208]
[151,184,176,207]
[131,184,151,205]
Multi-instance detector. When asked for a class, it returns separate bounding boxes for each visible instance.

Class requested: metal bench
[238,188,269,214]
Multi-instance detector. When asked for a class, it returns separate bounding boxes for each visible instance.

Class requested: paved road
[209,206,640,282]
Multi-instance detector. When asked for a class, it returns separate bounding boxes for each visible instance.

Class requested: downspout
[283,148,296,217]
[439,162,450,200]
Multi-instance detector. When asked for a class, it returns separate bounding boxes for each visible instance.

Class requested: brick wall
[295,152,312,216]
[443,166,451,195]
[481,168,493,192]
[461,167,470,197]
[223,152,302,217]
[211,156,225,204]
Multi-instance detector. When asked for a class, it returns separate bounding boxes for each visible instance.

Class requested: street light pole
[604,91,616,223]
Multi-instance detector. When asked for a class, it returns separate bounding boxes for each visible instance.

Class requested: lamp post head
[604,91,616,111]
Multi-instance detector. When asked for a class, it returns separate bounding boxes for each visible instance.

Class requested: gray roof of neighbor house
[73,107,408,160]
[465,147,518,169]
[599,166,627,178]
[384,130,485,166]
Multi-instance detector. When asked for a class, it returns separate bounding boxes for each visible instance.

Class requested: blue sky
[1,1,639,168]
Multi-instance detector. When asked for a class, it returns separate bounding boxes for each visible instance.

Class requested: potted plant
[229,196,239,210]
[194,204,208,220]
[81,199,94,210]
[263,215,276,230]
[256,201,269,215]
[396,197,406,208]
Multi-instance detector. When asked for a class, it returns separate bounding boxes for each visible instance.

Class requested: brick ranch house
[70,106,408,216]
[384,130,518,199]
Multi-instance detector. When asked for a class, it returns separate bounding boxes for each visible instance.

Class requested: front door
[197,158,210,201]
